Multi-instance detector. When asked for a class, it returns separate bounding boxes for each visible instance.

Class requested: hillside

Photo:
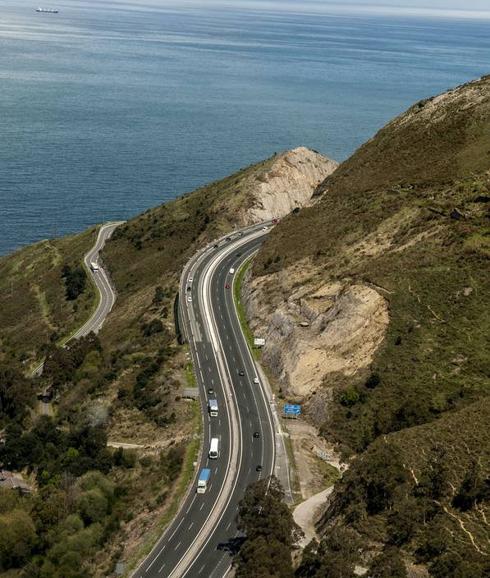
[248,77,490,576]
[0,229,97,369]
[0,147,335,577]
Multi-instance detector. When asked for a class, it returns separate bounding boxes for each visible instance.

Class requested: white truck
[209,437,219,459]
[208,399,218,417]
[90,261,99,272]
[197,468,211,493]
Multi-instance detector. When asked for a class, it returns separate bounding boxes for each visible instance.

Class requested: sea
[1,0,489,255]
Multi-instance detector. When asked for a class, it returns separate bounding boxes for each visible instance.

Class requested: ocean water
[1,1,489,255]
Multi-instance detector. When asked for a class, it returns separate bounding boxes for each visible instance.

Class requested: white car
[253,377,259,384]
[262,226,268,231]
[188,277,193,283]
[187,295,192,302]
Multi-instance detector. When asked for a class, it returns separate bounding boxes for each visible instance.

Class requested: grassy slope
[253,77,490,569]
[0,228,97,368]
[0,151,300,575]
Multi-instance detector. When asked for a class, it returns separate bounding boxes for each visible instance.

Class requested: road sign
[283,404,301,416]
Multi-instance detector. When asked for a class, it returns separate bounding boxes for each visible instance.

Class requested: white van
[90,261,99,272]
[229,268,235,275]
[209,437,219,459]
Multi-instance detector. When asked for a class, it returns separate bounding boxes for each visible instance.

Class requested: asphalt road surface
[71,221,124,339]
[33,221,123,378]
[134,222,277,578]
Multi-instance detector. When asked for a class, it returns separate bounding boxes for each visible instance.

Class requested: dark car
[236,252,242,257]
[208,388,214,395]
[238,370,245,376]
[253,431,260,439]
[225,283,230,289]
[256,465,263,472]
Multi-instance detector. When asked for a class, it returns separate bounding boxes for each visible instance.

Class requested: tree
[369,547,407,578]
[234,477,300,577]
[453,459,489,511]
[77,489,108,524]
[0,509,37,570]
[153,286,166,305]
[235,535,293,578]
[62,265,87,301]
[0,365,35,422]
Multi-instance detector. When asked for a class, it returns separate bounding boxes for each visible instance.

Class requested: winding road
[34,221,123,378]
[134,222,289,578]
[71,221,124,339]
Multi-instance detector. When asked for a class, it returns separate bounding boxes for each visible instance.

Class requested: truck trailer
[197,468,211,493]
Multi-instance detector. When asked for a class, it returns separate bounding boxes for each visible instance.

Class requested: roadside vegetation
[0,229,97,369]
[0,153,295,575]
[252,76,490,576]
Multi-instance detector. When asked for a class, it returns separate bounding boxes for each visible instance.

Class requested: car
[225,236,231,242]
[186,285,191,292]
[213,244,218,249]
[188,277,193,283]
[238,370,245,376]
[225,283,230,289]
[272,218,278,224]
[262,226,268,231]
[256,465,263,472]
[253,431,260,438]
[236,252,242,257]
[253,377,259,384]
[208,388,215,395]
[187,295,192,302]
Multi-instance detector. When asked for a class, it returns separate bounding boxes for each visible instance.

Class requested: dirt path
[293,487,334,546]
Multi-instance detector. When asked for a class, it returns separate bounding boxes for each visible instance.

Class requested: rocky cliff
[247,77,490,576]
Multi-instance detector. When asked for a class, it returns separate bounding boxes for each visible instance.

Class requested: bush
[62,265,87,301]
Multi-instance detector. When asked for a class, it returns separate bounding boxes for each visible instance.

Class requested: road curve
[33,221,123,377]
[71,221,124,339]
[134,223,278,578]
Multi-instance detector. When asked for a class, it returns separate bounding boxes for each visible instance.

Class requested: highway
[134,223,282,578]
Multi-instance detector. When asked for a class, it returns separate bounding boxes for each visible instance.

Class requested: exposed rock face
[241,147,337,224]
[244,262,389,399]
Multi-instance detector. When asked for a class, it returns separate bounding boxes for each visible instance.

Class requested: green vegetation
[233,477,301,578]
[0,154,287,574]
[233,257,259,356]
[0,229,97,368]
[253,77,490,574]
[62,264,87,301]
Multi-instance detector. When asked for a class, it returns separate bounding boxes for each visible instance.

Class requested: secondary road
[71,221,124,339]
[34,221,123,378]
[134,223,281,578]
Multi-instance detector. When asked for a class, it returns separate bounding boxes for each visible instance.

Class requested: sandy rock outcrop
[241,147,337,224]
[245,264,389,399]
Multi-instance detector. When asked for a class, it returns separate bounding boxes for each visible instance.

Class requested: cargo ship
[36,7,59,13]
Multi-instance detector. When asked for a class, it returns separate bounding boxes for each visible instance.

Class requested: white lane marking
[168,517,184,541]
[186,496,196,515]
[226,521,232,531]
[158,562,166,573]
[199,502,205,511]
[175,541,182,551]
[188,522,194,530]
[198,564,206,575]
